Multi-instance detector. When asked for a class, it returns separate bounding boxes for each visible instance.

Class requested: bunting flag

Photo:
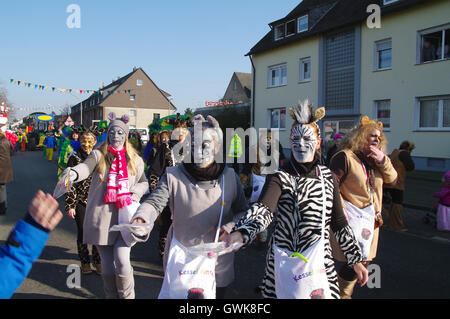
[9,78,134,95]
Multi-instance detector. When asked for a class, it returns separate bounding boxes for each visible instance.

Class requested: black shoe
[0,202,6,215]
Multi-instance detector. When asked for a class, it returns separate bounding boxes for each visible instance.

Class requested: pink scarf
[104,146,132,209]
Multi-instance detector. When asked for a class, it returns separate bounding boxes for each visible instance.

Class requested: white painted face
[191,128,218,168]
[290,124,318,163]
[108,126,126,150]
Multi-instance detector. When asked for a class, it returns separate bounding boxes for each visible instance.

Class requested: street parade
[0,0,449,311]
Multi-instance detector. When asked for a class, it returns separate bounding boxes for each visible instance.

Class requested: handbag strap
[360,162,374,206]
[214,176,226,243]
[290,162,327,243]
[317,166,326,242]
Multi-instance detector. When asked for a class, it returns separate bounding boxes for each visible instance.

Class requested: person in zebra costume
[224,99,368,299]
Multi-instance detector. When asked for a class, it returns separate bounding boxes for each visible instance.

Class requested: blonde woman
[329,116,397,299]
[62,113,148,299]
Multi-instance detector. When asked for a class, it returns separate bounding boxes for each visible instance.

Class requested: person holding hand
[222,100,368,299]
[64,130,101,275]
[61,113,148,299]
[0,190,63,299]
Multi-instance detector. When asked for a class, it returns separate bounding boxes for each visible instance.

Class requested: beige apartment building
[248,0,449,171]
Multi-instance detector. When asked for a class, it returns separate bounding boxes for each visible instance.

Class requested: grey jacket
[133,164,249,287]
[71,149,148,245]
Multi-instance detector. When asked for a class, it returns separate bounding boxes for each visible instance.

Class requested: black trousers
[75,204,100,265]
[385,188,404,205]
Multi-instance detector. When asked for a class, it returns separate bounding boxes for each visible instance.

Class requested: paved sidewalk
[383,170,450,243]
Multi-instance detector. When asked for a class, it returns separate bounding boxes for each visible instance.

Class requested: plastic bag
[53,168,73,199]
[188,241,244,258]
[109,223,152,237]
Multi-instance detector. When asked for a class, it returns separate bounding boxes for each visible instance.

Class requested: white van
[130,128,149,145]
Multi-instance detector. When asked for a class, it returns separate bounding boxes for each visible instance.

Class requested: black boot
[0,201,6,216]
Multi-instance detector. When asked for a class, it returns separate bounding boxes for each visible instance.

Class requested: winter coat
[0,219,50,299]
[0,136,13,184]
[70,149,148,245]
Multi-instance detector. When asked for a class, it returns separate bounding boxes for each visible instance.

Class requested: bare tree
[0,86,18,121]
[59,104,71,116]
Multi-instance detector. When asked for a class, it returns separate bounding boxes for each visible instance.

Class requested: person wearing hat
[61,112,148,299]
[131,114,249,299]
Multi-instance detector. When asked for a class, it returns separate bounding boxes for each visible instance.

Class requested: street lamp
[67,92,83,127]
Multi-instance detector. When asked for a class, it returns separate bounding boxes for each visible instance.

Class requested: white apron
[118,200,141,247]
[344,162,375,260]
[250,173,266,203]
[273,166,332,299]
[158,178,226,299]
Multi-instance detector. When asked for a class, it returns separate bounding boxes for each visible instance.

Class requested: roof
[234,72,252,92]
[247,0,439,56]
[74,67,175,110]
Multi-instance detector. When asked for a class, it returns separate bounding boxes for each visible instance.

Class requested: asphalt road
[1,150,449,299]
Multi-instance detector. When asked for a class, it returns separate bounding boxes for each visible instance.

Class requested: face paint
[191,128,217,168]
[108,126,126,150]
[290,124,318,163]
[160,132,170,145]
[80,134,96,154]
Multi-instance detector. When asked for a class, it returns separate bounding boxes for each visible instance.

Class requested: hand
[67,208,76,220]
[353,262,369,287]
[28,190,63,231]
[221,231,244,251]
[367,145,385,164]
[69,170,78,182]
[131,217,146,224]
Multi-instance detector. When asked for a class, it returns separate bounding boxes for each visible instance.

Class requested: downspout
[249,55,256,127]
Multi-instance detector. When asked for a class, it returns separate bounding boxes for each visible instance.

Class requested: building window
[267,64,287,88]
[375,39,392,70]
[420,26,450,63]
[299,57,311,82]
[286,20,296,37]
[298,15,308,33]
[130,94,136,101]
[268,108,286,129]
[374,100,391,129]
[233,81,238,91]
[130,109,137,117]
[137,79,143,86]
[274,24,285,41]
[416,96,450,130]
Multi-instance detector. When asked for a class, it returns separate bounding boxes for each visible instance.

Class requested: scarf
[104,146,132,209]
[183,161,225,182]
[287,153,320,177]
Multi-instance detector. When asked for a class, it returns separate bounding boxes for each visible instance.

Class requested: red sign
[205,100,244,107]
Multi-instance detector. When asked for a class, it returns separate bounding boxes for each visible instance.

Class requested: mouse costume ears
[190,114,223,142]
[360,116,384,131]
[107,112,130,136]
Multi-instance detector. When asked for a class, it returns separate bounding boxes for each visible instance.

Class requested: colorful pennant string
[9,78,133,95]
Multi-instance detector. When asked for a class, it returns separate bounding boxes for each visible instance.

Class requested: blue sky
[0,0,301,119]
